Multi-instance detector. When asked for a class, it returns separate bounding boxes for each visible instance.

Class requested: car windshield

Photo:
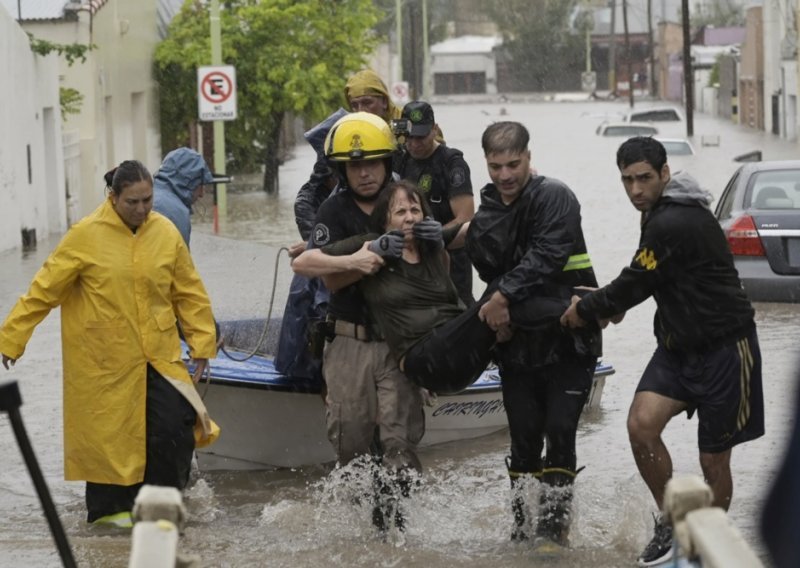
[629,109,681,121]
[602,125,657,136]
[746,170,800,209]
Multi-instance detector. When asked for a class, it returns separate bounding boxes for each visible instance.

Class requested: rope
[199,246,290,397]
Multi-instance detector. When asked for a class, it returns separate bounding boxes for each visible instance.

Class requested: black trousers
[402,301,495,395]
[501,356,596,474]
[449,248,475,307]
[85,364,197,522]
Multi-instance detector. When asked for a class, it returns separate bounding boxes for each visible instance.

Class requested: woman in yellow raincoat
[0,160,219,527]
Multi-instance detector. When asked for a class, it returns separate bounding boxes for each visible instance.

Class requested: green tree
[60,87,85,118]
[689,0,745,28]
[27,34,95,118]
[482,0,584,92]
[155,0,381,192]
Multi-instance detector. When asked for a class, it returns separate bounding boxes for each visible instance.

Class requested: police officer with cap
[394,101,475,305]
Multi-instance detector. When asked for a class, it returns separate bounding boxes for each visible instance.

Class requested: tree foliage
[154,0,381,191]
[482,0,585,92]
[28,34,95,119]
[689,0,745,28]
[27,34,95,65]
[60,87,85,119]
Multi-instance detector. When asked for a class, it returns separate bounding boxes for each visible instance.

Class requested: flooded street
[1,99,799,567]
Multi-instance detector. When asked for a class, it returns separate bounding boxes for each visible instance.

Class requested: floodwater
[1,99,799,567]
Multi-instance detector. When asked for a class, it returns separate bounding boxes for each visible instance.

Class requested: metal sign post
[0,381,76,568]
[199,0,236,234]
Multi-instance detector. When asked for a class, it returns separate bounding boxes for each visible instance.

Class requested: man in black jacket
[561,136,764,567]
[466,121,601,549]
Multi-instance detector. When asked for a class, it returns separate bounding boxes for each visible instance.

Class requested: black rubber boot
[506,457,533,541]
[534,468,576,547]
[371,466,394,534]
[372,465,416,534]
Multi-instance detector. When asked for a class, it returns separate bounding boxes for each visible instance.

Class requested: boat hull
[194,348,615,471]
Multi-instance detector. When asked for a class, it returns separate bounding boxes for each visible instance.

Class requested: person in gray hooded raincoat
[153,147,214,247]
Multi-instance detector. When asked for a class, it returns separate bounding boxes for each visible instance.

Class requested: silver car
[714,160,800,302]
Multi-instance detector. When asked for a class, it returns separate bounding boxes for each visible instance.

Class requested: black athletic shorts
[636,325,764,453]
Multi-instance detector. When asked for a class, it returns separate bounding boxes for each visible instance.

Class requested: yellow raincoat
[0,198,218,485]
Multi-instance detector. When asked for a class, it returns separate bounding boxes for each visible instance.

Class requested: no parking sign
[197,65,237,121]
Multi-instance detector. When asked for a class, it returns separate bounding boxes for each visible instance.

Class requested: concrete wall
[657,22,684,101]
[781,60,798,139]
[24,0,162,219]
[717,54,737,121]
[0,5,65,253]
[761,0,799,140]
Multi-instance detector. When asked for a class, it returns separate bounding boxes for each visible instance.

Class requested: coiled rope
[199,245,290,397]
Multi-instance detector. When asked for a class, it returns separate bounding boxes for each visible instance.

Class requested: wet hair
[481,121,529,155]
[370,180,431,232]
[616,136,667,171]
[103,160,152,196]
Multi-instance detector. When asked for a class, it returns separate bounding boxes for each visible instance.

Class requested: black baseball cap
[401,101,435,137]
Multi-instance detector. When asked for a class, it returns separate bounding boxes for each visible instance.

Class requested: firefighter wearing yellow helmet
[292,111,425,532]
[322,112,397,203]
[324,111,395,162]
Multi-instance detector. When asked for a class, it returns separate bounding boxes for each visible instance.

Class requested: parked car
[625,106,683,122]
[656,137,695,156]
[596,121,659,137]
[714,160,800,302]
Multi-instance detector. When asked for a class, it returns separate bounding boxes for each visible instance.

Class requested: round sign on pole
[202,72,233,104]
[391,81,410,104]
[581,71,597,93]
[197,66,237,121]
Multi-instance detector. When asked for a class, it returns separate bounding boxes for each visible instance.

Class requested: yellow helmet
[324,112,396,162]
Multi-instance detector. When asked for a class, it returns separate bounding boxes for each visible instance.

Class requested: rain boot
[372,464,415,534]
[371,463,393,534]
[506,456,534,541]
[534,467,577,547]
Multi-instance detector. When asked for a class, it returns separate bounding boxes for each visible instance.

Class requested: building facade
[3,0,164,219]
[0,4,65,253]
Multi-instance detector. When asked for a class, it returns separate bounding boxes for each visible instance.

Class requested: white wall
[0,5,65,253]
[762,0,799,139]
[25,0,162,218]
[782,60,798,140]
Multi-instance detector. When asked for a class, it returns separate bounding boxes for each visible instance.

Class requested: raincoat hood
[304,107,349,160]
[154,148,214,208]
[343,69,401,122]
[662,170,714,209]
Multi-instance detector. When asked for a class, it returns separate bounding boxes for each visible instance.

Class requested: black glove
[367,230,404,258]
[413,217,443,249]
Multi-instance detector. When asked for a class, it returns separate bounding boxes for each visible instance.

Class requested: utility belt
[327,316,383,342]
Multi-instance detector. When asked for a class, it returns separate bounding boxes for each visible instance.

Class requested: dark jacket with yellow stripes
[577,171,754,352]
[466,175,601,366]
